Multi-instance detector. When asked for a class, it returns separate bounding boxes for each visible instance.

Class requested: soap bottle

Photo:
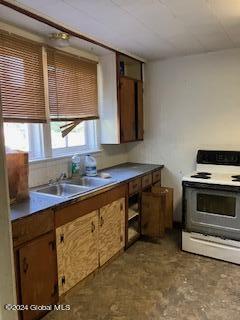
[71,154,81,177]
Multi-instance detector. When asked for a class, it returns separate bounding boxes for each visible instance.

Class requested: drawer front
[152,170,161,184]
[129,178,141,195]
[142,174,152,189]
[55,184,127,227]
[12,210,54,248]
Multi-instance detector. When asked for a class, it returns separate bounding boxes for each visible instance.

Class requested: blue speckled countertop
[11,162,163,221]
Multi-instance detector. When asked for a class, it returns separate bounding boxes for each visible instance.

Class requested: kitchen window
[3,120,98,161]
[1,30,99,161]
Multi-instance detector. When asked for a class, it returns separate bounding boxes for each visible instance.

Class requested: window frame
[3,120,99,162]
[50,121,90,158]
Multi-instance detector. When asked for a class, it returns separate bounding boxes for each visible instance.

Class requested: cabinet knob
[120,203,123,211]
[91,221,95,233]
[100,216,104,227]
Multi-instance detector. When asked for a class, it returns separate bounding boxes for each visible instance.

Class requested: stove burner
[191,174,211,179]
[197,172,211,175]
[232,175,240,179]
[191,171,212,179]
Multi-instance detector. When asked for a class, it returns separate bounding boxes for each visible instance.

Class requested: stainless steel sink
[36,183,91,198]
[66,176,116,188]
[35,176,117,199]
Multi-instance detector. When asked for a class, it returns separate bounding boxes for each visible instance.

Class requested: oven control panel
[197,150,240,166]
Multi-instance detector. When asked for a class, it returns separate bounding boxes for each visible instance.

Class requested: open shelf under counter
[128,227,140,244]
[128,208,139,221]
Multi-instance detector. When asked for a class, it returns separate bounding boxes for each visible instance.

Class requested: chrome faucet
[49,172,67,185]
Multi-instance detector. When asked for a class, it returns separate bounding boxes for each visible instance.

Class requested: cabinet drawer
[142,174,152,189]
[12,210,54,247]
[152,170,161,184]
[129,178,141,195]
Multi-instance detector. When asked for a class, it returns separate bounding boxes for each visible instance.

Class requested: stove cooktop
[183,171,240,186]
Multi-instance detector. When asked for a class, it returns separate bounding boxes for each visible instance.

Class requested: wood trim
[119,75,141,82]
[0,0,144,63]
[55,184,127,227]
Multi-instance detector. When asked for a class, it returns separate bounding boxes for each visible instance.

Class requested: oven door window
[197,193,236,217]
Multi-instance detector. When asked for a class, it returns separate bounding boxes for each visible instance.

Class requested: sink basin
[36,183,91,198]
[66,176,116,188]
[35,176,117,199]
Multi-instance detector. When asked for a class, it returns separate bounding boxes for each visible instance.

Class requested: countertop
[11,162,163,222]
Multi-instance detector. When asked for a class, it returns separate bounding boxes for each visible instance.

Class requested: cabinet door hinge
[61,276,65,286]
[60,234,64,243]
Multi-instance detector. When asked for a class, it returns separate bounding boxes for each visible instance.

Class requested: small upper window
[50,121,88,156]
[3,123,43,160]
[4,123,29,152]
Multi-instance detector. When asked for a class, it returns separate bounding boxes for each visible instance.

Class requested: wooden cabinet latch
[60,234,64,243]
[91,221,95,233]
[100,216,104,227]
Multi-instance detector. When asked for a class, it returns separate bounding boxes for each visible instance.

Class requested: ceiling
[4,0,240,60]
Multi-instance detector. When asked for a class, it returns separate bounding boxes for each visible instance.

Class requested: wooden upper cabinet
[19,232,58,320]
[119,77,136,142]
[136,80,144,140]
[99,198,125,266]
[99,52,143,144]
[56,210,99,296]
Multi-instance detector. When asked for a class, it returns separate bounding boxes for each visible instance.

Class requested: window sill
[29,148,103,165]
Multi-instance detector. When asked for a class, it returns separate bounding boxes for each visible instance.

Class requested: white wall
[128,48,240,221]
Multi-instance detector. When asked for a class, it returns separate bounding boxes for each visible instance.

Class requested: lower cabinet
[56,210,99,296]
[99,198,125,266]
[56,197,125,295]
[18,232,58,320]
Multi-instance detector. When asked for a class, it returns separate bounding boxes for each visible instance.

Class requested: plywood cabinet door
[119,77,136,142]
[56,210,98,295]
[19,232,58,320]
[99,198,125,266]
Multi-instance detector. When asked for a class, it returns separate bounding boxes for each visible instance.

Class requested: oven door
[185,187,240,240]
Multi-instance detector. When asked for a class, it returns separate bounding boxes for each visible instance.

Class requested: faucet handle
[49,179,55,185]
[60,172,67,180]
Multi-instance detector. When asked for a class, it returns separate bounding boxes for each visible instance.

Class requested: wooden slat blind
[0,31,46,123]
[47,48,98,121]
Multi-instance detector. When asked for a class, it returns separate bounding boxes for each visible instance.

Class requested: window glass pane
[67,123,85,147]
[50,122,66,149]
[197,193,236,217]
[50,122,86,149]
[3,123,29,152]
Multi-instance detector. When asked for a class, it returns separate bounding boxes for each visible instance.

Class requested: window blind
[0,31,46,123]
[47,48,99,121]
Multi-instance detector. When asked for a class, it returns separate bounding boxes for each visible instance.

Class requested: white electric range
[182,150,240,265]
